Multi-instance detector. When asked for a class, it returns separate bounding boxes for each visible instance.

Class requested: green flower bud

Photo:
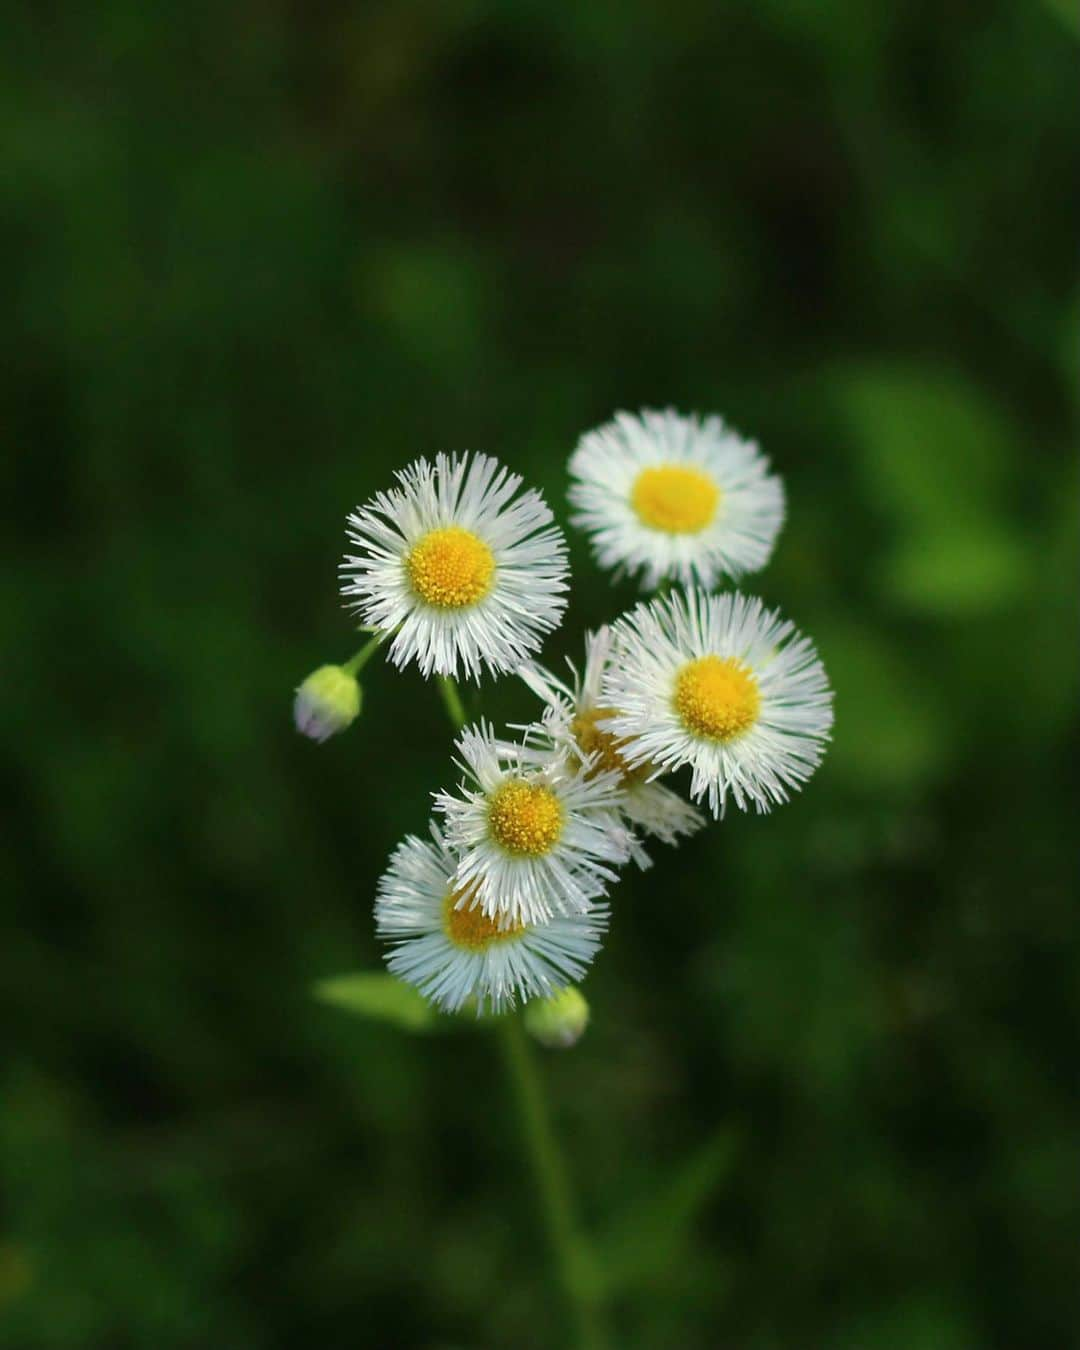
[524,986,590,1049]
[293,665,361,743]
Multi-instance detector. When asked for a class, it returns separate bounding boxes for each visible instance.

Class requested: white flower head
[604,588,833,817]
[376,824,608,1015]
[341,452,569,681]
[517,627,705,868]
[568,408,785,590]
[434,722,632,926]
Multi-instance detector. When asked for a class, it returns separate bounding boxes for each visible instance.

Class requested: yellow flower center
[406,526,496,609]
[673,655,761,741]
[487,780,564,857]
[570,705,650,784]
[631,464,720,534]
[442,885,525,951]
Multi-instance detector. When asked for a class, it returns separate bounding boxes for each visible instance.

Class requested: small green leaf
[600,1128,740,1294]
[314,973,436,1033]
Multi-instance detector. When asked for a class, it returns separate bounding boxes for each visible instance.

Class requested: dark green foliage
[2,2,1077,1346]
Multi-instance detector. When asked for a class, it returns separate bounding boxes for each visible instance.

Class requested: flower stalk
[342,630,387,676]
[497,1013,610,1350]
[438,675,610,1350]
[437,674,468,732]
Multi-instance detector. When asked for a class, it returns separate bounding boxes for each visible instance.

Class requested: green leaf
[600,1128,740,1295]
[313,973,437,1033]
[880,523,1030,616]
[831,364,1014,531]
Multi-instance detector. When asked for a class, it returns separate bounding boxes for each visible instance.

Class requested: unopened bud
[524,986,590,1049]
[293,665,361,743]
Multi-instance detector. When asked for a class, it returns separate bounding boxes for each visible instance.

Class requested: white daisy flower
[434,722,632,926]
[516,627,705,868]
[568,408,785,590]
[603,588,833,816]
[341,452,569,680]
[376,824,608,1015]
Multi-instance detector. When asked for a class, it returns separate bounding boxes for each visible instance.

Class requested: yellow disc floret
[406,526,496,609]
[442,886,525,950]
[487,780,564,857]
[631,464,720,534]
[570,705,649,784]
[673,655,761,741]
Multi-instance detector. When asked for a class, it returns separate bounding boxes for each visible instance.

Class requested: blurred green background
[4,2,1078,1347]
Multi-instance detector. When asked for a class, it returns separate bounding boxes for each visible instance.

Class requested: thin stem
[437,674,468,731]
[433,676,605,1344]
[342,631,386,676]
[497,1016,609,1350]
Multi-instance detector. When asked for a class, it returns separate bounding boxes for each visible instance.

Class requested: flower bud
[293,665,361,743]
[524,986,590,1049]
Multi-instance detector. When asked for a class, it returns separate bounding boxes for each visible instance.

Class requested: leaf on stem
[599,1127,740,1296]
[314,972,437,1033]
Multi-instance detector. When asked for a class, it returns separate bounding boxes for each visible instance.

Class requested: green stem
[497,1016,609,1350]
[437,674,468,731]
[342,631,386,676]
[433,676,605,1345]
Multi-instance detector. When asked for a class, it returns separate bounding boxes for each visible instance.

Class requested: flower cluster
[299,409,834,1029]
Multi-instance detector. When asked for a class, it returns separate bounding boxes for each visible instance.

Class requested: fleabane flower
[434,722,631,926]
[376,825,608,1015]
[568,408,784,590]
[517,627,705,868]
[604,588,833,816]
[341,452,569,680]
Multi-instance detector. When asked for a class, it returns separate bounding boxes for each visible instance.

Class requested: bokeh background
[4,3,1078,1347]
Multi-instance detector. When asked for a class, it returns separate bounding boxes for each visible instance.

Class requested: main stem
[437,675,609,1350]
[497,1016,609,1350]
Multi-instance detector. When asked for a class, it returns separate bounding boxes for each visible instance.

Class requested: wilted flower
[517,626,705,868]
